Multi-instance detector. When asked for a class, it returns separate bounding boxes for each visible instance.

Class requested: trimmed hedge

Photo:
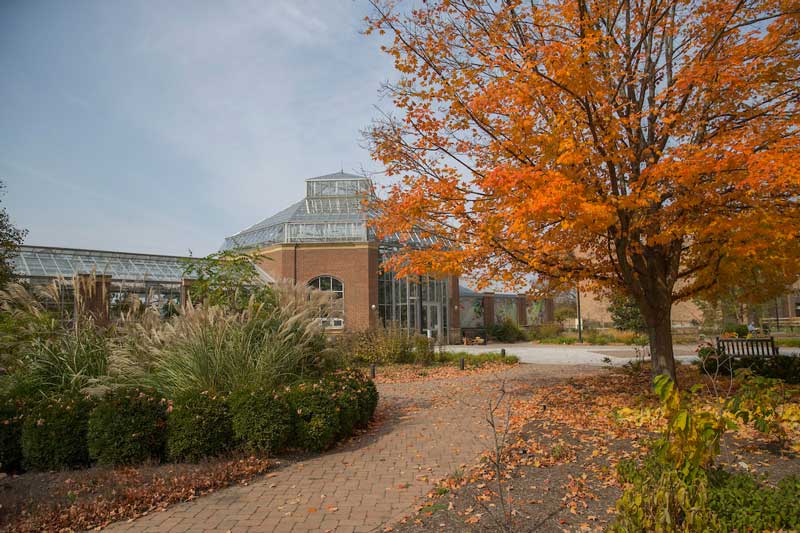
[167,391,233,462]
[21,394,93,470]
[229,387,293,454]
[286,381,340,452]
[88,387,167,465]
[0,395,25,473]
[323,369,376,438]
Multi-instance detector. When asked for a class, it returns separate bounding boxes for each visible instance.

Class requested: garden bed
[390,366,800,532]
[0,455,271,532]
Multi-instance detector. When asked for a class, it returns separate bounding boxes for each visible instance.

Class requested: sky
[0,0,394,257]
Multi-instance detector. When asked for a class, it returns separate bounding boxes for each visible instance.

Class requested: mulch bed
[0,455,271,532]
[389,365,800,532]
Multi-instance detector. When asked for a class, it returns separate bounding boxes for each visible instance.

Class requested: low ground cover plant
[612,372,800,531]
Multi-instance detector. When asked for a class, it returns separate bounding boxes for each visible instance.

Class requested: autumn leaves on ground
[394,365,800,532]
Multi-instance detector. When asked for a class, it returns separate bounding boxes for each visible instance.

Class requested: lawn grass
[437,351,519,366]
[776,337,800,348]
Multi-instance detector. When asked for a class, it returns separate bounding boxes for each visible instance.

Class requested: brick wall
[255,243,379,331]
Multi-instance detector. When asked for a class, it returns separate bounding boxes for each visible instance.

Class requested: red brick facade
[255,242,380,331]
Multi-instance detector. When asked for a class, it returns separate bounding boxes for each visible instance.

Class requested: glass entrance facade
[377,263,449,338]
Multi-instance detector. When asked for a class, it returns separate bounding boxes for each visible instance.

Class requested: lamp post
[576,285,583,343]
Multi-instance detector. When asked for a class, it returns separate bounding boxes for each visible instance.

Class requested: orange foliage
[365,0,800,377]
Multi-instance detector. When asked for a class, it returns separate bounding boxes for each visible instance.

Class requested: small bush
[286,381,340,452]
[333,323,414,365]
[325,370,378,432]
[487,318,526,343]
[21,394,93,470]
[697,346,800,384]
[167,391,233,462]
[88,387,167,465]
[413,335,434,365]
[528,323,562,340]
[0,395,25,473]
[722,323,749,338]
[229,387,293,454]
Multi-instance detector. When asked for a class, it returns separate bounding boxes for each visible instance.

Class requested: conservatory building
[220,172,468,341]
[11,172,550,343]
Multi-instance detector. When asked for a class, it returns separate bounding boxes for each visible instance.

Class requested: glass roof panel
[12,246,195,283]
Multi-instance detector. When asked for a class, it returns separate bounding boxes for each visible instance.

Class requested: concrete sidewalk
[444,342,700,366]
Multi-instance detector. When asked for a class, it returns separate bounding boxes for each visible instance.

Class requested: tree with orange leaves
[365,0,800,382]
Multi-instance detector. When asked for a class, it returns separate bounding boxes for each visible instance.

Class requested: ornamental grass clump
[139,281,332,396]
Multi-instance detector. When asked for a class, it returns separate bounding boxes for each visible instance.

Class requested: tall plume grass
[0,279,333,398]
[0,281,112,397]
[123,280,332,395]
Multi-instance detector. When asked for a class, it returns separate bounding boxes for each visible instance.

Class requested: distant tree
[182,250,273,310]
[608,294,647,334]
[0,181,27,288]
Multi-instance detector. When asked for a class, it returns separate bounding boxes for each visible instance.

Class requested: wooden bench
[716,336,779,357]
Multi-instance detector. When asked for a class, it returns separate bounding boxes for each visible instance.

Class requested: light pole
[576,285,583,343]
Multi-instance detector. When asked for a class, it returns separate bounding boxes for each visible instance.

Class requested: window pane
[331,278,343,292]
[319,277,332,291]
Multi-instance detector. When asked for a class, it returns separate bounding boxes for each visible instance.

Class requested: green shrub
[413,335,434,365]
[229,387,293,454]
[286,381,340,452]
[528,323,562,340]
[88,387,167,465]
[323,372,360,438]
[0,395,25,472]
[333,323,414,365]
[722,323,749,338]
[325,370,378,432]
[21,394,93,470]
[697,345,800,384]
[167,391,233,462]
[487,318,526,343]
[360,381,378,427]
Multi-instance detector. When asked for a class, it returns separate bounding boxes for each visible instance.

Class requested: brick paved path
[106,364,598,533]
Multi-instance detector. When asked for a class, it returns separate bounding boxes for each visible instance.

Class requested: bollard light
[370,363,376,379]
[460,357,465,370]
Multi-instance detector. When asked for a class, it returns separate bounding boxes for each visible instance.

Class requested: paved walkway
[106,364,598,533]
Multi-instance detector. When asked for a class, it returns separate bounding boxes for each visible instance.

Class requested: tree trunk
[648,314,677,384]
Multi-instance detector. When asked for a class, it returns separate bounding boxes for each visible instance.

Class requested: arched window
[308,275,344,328]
